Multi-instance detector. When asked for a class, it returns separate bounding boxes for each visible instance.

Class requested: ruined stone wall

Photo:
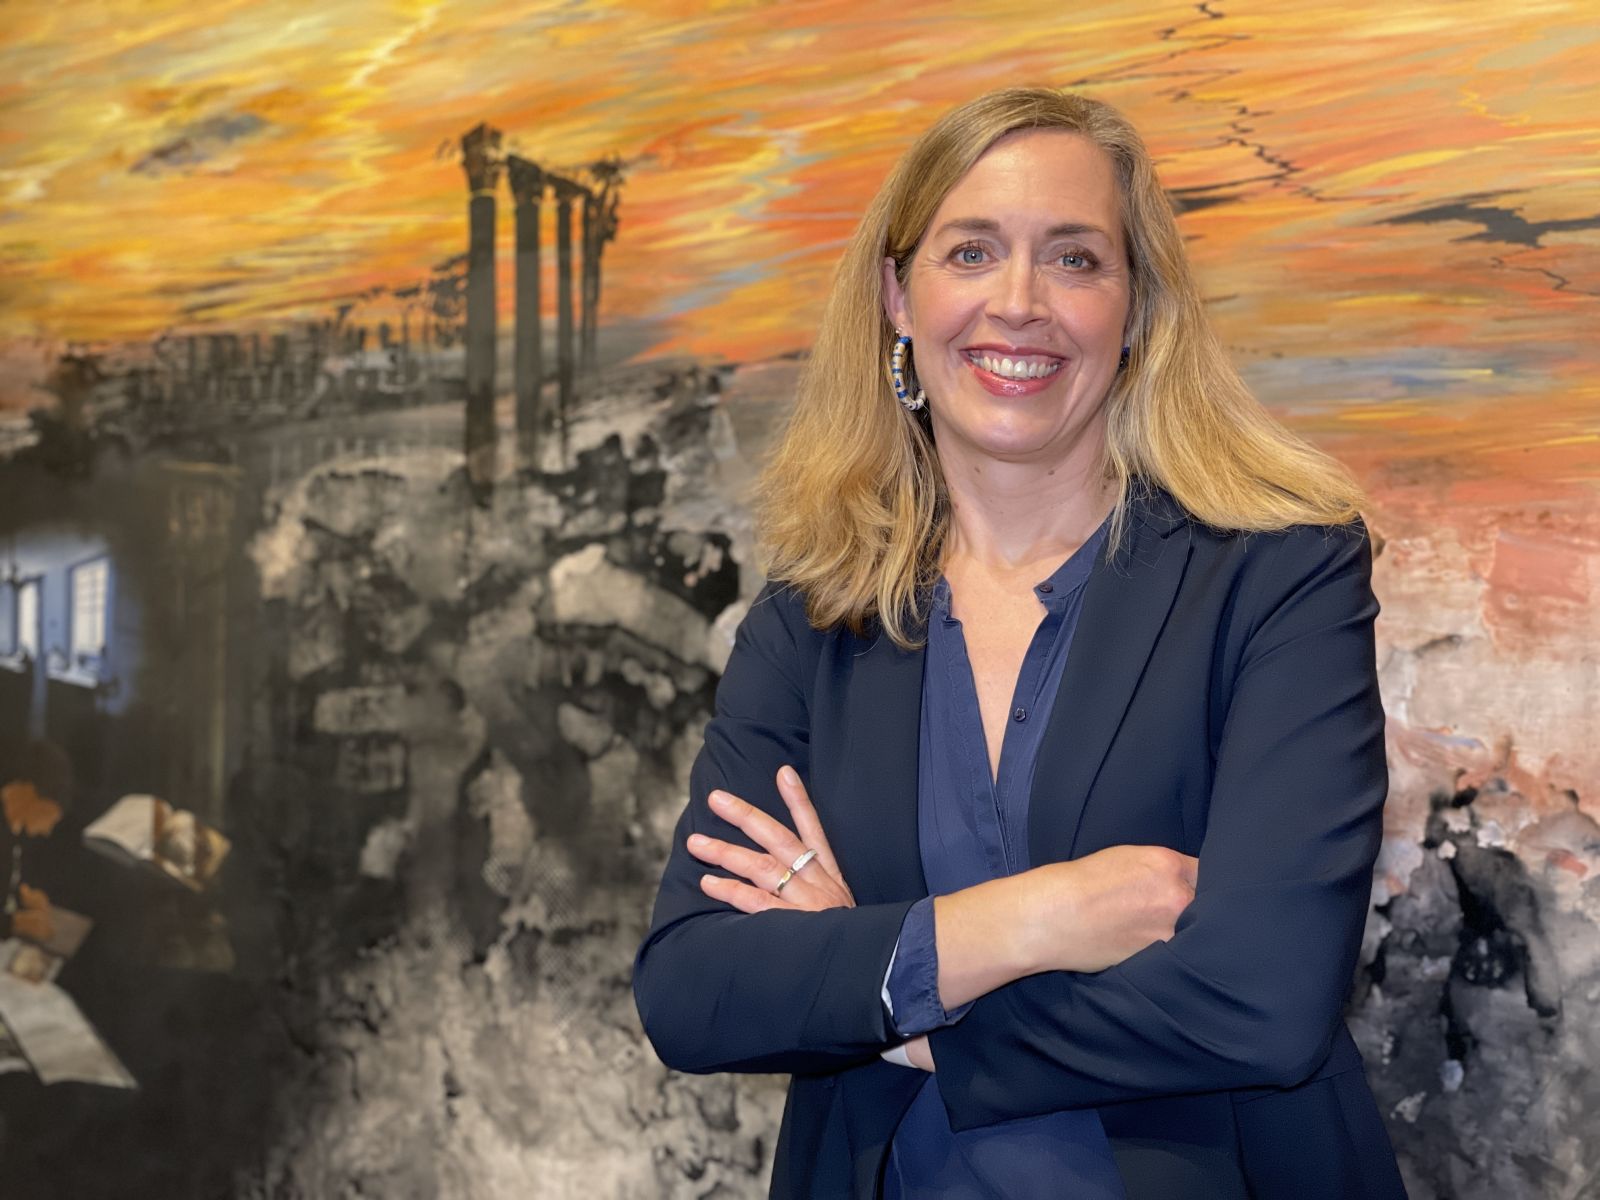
[233,361,1598,1198]
[241,367,784,1198]
[1352,500,1600,1199]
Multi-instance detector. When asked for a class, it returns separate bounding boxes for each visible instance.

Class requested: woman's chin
[932,408,1083,460]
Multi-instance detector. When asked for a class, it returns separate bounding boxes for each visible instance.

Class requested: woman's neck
[939,451,1117,581]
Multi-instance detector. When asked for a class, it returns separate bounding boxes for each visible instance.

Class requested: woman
[632,86,1406,1199]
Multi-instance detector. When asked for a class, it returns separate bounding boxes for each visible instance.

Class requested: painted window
[70,558,110,671]
[0,583,13,657]
[16,579,40,662]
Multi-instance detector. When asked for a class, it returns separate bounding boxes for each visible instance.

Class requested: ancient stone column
[550,174,585,465]
[580,188,598,383]
[507,155,545,467]
[585,155,625,383]
[460,122,504,497]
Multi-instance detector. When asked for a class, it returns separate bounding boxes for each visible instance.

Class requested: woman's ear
[881,255,910,332]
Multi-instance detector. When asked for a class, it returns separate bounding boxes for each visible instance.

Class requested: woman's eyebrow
[931,217,1112,241]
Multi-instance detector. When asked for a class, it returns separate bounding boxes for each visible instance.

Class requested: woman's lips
[963,355,1065,396]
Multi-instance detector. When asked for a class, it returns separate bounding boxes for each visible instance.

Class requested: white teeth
[971,352,1061,381]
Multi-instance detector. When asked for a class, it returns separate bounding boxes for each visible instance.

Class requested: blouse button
[1037,582,1053,594]
[1013,707,1027,722]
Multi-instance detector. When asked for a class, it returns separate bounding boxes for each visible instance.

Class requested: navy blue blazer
[633,483,1406,1199]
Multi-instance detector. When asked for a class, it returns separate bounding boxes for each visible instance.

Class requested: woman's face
[882,129,1131,472]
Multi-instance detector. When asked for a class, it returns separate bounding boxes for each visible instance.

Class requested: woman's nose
[989,257,1046,324]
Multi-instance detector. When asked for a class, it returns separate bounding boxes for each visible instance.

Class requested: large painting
[1,3,1596,1197]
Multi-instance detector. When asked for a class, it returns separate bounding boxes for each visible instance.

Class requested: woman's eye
[953,243,986,265]
[1061,252,1093,269]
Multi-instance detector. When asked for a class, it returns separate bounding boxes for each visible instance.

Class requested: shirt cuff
[879,895,974,1037]
[879,1042,917,1068]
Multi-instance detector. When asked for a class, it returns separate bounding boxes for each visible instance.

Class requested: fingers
[698,872,783,914]
[707,788,808,868]
[687,833,785,893]
[687,831,850,912]
[697,781,856,911]
[776,766,848,894]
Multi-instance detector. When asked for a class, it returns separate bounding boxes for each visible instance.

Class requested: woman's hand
[931,844,1199,1013]
[1025,844,1199,975]
[690,771,937,1072]
[687,765,856,913]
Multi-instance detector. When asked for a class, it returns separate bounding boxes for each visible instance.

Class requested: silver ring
[774,848,818,894]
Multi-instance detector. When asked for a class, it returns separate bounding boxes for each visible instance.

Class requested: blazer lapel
[836,619,929,904]
[1028,485,1194,864]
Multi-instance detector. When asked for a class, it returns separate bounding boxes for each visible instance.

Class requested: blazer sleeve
[632,580,918,1076]
[930,520,1388,1129]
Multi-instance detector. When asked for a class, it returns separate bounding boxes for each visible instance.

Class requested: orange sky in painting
[1,0,1597,473]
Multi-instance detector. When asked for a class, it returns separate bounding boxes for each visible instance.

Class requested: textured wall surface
[1348,484,1600,1199]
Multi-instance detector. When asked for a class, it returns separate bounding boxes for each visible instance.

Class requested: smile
[963,350,1063,381]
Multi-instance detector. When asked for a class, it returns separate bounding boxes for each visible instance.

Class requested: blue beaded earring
[1118,344,1131,371]
[890,331,926,411]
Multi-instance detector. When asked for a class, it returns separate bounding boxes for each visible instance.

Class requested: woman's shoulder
[1201,517,1373,571]
[1140,476,1373,572]
[734,579,825,658]
[747,578,811,622]
[1143,480,1378,629]
[1181,515,1378,646]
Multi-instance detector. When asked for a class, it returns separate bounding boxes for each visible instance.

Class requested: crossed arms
[631,522,1386,1127]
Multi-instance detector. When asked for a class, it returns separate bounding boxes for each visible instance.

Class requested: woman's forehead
[920,133,1123,251]
[928,130,1122,239]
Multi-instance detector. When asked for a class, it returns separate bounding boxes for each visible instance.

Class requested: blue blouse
[880,510,1126,1199]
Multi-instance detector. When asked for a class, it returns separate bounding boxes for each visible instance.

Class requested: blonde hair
[753,86,1366,649]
